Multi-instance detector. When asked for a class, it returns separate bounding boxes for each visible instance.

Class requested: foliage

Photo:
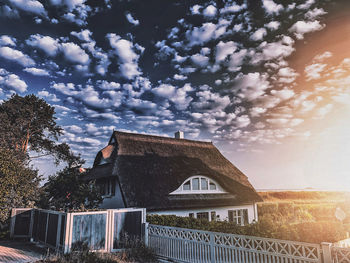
[39,165,102,211]
[0,94,78,164]
[147,212,348,243]
[0,147,40,223]
[36,241,158,263]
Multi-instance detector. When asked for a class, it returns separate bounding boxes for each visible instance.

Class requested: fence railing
[11,208,146,253]
[332,246,350,263]
[148,224,342,263]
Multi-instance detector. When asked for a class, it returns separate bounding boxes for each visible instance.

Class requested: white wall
[148,203,258,224]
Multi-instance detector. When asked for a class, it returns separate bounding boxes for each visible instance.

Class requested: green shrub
[147,214,348,244]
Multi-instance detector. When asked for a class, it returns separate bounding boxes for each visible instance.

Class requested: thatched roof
[86,131,262,210]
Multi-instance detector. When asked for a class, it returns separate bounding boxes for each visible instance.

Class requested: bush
[147,214,348,244]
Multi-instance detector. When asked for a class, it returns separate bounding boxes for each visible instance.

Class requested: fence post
[210,232,215,263]
[143,222,149,246]
[321,242,332,263]
[9,209,16,239]
[64,213,71,254]
[29,209,34,241]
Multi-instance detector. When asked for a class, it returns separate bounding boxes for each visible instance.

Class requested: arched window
[169,176,227,195]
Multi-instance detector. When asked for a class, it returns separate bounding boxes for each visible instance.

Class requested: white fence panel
[148,224,323,263]
[332,246,350,263]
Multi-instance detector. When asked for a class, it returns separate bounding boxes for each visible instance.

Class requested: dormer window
[170,176,227,195]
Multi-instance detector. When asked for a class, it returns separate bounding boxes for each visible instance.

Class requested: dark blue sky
[1,0,350,189]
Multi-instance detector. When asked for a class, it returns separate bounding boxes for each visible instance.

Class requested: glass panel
[243,209,249,225]
[192,178,199,190]
[196,212,209,220]
[72,213,106,250]
[211,211,216,221]
[189,213,194,218]
[209,182,216,190]
[183,180,190,190]
[113,211,142,249]
[201,178,208,190]
[228,210,233,222]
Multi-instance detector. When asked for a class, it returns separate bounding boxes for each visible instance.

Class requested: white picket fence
[147,224,350,263]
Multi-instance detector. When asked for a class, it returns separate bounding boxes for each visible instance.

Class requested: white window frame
[228,209,248,226]
[169,175,227,195]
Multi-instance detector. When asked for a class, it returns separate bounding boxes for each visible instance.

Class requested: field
[256,191,350,243]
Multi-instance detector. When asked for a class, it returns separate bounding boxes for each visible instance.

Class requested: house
[85,131,262,225]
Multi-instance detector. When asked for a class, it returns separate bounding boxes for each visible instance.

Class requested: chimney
[175,131,184,139]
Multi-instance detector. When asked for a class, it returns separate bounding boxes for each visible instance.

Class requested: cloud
[250,107,267,117]
[107,33,143,79]
[0,35,16,46]
[191,53,209,67]
[152,84,176,97]
[37,90,60,102]
[251,36,295,63]
[235,115,250,128]
[60,42,90,65]
[186,20,229,46]
[171,83,194,110]
[203,5,217,17]
[97,80,121,90]
[270,88,295,100]
[265,21,280,30]
[174,74,187,80]
[215,41,237,63]
[23,67,50,76]
[192,86,230,112]
[305,63,327,81]
[277,67,299,83]
[313,51,332,62]
[297,0,315,10]
[262,0,283,15]
[8,0,47,16]
[0,5,19,18]
[305,8,327,20]
[220,2,246,14]
[0,73,27,92]
[71,29,92,42]
[190,4,201,15]
[250,28,267,41]
[26,34,60,56]
[289,20,324,40]
[126,13,139,26]
[0,46,35,67]
[236,72,270,101]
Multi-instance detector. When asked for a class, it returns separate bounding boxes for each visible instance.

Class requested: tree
[0,147,40,223]
[40,163,102,211]
[0,94,77,164]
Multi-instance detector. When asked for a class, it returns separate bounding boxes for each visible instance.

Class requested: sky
[1,0,350,190]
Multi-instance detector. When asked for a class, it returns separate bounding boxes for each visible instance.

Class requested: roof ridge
[114,130,213,145]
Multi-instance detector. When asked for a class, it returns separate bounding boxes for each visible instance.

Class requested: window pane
[197,212,209,221]
[189,213,194,218]
[211,211,216,221]
[209,182,216,190]
[201,178,208,190]
[228,211,233,222]
[243,209,249,225]
[192,178,199,190]
[183,181,190,190]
